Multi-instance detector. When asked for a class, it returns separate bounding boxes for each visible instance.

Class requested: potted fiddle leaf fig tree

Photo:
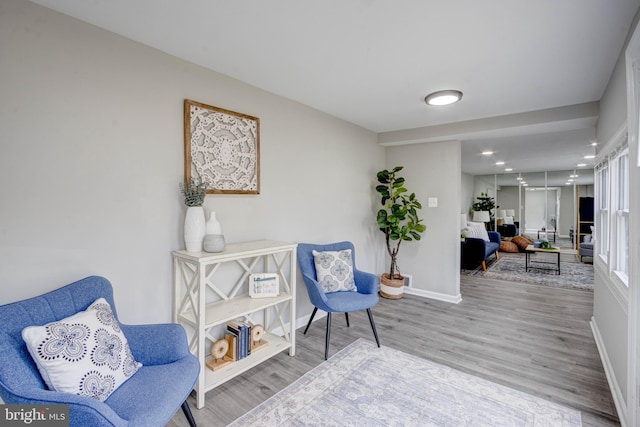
[376,166,426,299]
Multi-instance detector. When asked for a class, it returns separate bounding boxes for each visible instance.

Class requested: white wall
[461,172,474,218]
[385,141,461,301]
[591,7,640,421]
[0,0,385,324]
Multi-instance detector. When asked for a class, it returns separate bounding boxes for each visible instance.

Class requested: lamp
[472,211,490,223]
[498,210,507,219]
[506,209,515,217]
[424,90,463,106]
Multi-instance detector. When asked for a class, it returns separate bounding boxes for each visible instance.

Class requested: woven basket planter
[380,273,404,299]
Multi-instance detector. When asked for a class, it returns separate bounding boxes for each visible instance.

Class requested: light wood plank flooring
[169,275,618,427]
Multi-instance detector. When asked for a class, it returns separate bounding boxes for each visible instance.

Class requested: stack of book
[225,320,251,361]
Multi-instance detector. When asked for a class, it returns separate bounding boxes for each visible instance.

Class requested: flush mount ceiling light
[425,90,463,106]
[505,168,513,172]
[495,161,505,165]
[481,151,494,155]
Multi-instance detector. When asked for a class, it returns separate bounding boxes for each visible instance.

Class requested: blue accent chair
[297,242,380,360]
[0,276,199,427]
[462,231,501,271]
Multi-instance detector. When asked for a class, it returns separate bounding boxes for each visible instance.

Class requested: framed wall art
[184,99,260,194]
[248,273,279,298]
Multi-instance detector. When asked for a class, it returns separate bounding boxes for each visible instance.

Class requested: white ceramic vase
[204,211,225,253]
[206,212,222,235]
[184,206,206,252]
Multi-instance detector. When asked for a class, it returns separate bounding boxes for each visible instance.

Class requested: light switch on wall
[428,197,438,207]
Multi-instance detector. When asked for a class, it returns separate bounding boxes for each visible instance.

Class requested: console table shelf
[172,240,298,409]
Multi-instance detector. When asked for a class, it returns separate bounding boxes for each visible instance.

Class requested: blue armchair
[462,231,501,271]
[0,276,199,427]
[297,242,380,360]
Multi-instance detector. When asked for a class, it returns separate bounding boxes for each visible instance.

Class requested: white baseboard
[404,287,462,304]
[591,316,627,426]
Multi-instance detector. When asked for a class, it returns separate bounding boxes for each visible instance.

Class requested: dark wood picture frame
[184,99,260,194]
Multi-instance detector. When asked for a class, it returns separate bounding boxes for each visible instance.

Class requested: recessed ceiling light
[568,179,574,182]
[577,163,587,167]
[505,168,513,172]
[565,182,572,185]
[516,177,523,181]
[481,151,494,155]
[495,161,505,165]
[584,155,595,159]
[591,142,598,146]
[522,183,529,187]
[520,181,527,185]
[424,90,463,106]
[570,174,579,178]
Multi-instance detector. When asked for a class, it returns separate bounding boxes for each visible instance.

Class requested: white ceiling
[29,0,640,177]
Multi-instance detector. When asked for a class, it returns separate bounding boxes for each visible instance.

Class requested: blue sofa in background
[462,231,501,271]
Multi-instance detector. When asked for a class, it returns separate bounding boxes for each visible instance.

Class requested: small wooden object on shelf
[250,324,269,352]
[205,339,233,371]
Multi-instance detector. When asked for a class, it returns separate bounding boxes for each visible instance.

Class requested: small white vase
[184,206,206,252]
[206,211,222,235]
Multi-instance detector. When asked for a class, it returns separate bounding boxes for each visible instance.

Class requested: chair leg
[182,400,197,427]
[366,308,381,348]
[481,261,487,271]
[345,312,350,327]
[325,312,332,360]
[304,307,318,335]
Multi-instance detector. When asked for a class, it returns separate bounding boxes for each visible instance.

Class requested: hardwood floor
[169,275,618,427]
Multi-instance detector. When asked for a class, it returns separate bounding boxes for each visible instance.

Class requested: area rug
[462,252,594,291]
[227,339,582,427]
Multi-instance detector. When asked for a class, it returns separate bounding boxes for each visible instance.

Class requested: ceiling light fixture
[481,151,494,156]
[584,154,595,159]
[577,163,587,167]
[504,168,513,172]
[495,161,505,165]
[424,90,463,106]
[516,174,522,181]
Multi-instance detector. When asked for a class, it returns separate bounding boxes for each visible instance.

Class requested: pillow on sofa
[511,235,531,251]
[500,241,519,253]
[22,298,141,402]
[465,222,490,242]
[312,249,356,293]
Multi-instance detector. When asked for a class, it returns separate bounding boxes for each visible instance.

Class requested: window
[613,149,630,282]
[596,163,609,260]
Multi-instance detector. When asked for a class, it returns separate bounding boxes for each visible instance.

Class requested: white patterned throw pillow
[465,221,491,242]
[22,298,141,402]
[312,249,356,293]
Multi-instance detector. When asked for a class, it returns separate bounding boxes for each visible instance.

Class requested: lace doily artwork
[184,99,260,194]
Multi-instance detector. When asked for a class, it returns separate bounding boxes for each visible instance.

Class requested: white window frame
[593,124,629,300]
[612,149,630,284]
[595,162,609,263]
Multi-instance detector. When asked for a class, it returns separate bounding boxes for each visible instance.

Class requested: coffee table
[524,245,568,274]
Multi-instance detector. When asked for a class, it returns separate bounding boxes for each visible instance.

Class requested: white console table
[172,240,297,409]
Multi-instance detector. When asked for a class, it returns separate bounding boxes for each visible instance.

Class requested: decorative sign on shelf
[184,99,260,194]
[249,273,279,298]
